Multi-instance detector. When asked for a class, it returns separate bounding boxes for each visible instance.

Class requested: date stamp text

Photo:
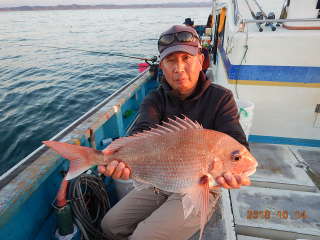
[247,211,306,219]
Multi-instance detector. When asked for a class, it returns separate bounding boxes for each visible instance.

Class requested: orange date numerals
[247,211,270,219]
[247,211,306,219]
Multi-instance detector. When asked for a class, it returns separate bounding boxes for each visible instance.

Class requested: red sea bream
[43,116,258,240]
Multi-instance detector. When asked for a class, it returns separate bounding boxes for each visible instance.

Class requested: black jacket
[131,71,249,151]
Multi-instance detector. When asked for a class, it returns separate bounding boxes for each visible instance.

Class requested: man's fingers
[217,172,243,189]
[97,165,107,174]
[98,161,130,180]
[234,174,251,186]
[224,172,242,189]
[216,176,233,189]
[104,160,119,177]
[121,168,131,181]
[225,172,242,189]
[112,162,126,180]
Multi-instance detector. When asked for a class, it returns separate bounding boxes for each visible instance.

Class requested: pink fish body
[43,116,258,240]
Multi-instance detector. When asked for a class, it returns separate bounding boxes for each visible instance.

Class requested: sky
[0,0,203,8]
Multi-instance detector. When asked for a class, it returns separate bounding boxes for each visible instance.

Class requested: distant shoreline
[0,2,213,12]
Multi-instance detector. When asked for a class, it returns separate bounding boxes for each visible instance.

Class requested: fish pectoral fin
[182,175,209,240]
[133,180,151,190]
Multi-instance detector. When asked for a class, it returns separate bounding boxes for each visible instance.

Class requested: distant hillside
[0,2,213,12]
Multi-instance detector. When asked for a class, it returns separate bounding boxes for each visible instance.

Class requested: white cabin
[211,0,320,145]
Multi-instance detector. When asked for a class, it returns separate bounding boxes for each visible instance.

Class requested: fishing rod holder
[145,55,158,66]
[145,56,160,81]
[265,12,275,26]
[255,12,264,24]
[241,18,320,24]
[150,56,158,63]
[235,17,320,33]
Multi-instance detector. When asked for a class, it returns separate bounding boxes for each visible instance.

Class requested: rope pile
[68,172,110,240]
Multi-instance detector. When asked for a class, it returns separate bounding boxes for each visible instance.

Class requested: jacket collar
[160,71,211,101]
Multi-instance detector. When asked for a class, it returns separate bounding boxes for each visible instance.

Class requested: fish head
[210,141,258,178]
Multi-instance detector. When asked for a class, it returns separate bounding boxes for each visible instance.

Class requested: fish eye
[232,154,241,162]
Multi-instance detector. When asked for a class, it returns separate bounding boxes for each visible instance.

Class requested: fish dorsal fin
[102,116,202,155]
[181,175,209,240]
[150,116,203,136]
[102,135,143,155]
[181,115,203,129]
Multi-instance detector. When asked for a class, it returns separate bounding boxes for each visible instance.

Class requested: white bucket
[113,178,135,201]
[235,99,254,140]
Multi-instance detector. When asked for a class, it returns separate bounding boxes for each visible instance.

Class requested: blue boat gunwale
[218,42,320,88]
[0,69,157,233]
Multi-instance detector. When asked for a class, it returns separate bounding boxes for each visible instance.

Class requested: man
[183,17,194,28]
[98,25,250,240]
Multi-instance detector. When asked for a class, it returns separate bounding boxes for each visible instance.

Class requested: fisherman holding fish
[98,25,253,240]
[44,25,256,240]
[44,25,257,240]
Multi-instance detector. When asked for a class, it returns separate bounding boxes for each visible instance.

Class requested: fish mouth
[242,163,258,176]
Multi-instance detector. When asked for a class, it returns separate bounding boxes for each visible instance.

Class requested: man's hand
[98,160,130,181]
[212,172,251,189]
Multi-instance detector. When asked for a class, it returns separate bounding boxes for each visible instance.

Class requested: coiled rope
[68,171,110,240]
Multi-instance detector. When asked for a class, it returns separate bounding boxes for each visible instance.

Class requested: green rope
[239,107,249,117]
[235,45,248,99]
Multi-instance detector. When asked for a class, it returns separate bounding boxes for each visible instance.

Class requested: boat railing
[239,18,320,24]
[233,16,320,38]
[230,0,320,25]
[0,68,152,189]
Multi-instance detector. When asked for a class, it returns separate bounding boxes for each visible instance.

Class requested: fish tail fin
[43,141,97,180]
[182,175,209,240]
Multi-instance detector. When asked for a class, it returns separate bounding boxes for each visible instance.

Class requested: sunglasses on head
[158,31,199,47]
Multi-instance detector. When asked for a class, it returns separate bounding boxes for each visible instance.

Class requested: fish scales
[109,129,217,193]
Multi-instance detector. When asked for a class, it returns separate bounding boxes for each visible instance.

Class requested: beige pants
[101,187,221,240]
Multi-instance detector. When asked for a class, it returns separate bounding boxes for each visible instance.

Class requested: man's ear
[198,53,204,66]
[159,61,163,69]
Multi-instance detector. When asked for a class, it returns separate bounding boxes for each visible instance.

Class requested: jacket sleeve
[214,90,250,151]
[129,91,162,135]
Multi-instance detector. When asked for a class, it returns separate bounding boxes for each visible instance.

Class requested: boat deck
[190,143,320,240]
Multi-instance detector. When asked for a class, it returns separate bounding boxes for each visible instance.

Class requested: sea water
[0,7,212,176]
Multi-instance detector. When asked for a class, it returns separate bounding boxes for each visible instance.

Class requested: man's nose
[174,59,185,73]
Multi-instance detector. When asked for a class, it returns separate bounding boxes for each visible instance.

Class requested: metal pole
[242,18,320,23]
[244,0,263,32]
[253,0,276,31]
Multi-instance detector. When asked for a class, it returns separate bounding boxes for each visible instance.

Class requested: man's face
[159,51,204,98]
